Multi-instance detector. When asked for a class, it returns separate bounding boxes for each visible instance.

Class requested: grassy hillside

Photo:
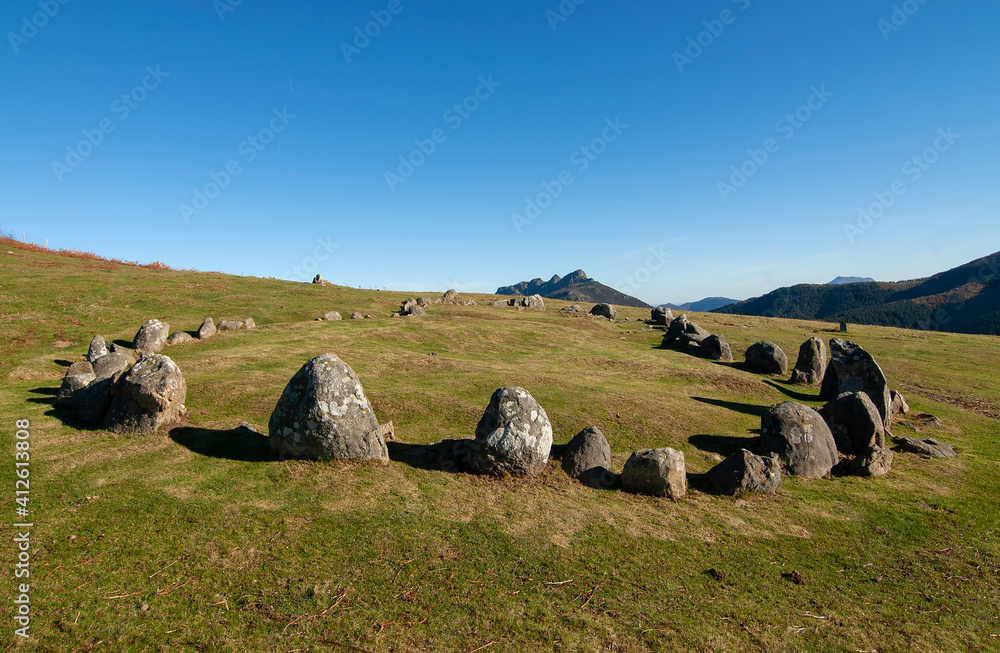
[2,242,999,652]
[716,250,1000,335]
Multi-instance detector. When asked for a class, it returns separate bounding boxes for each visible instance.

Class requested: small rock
[242,317,256,330]
[889,390,910,419]
[110,344,137,366]
[322,311,342,321]
[216,320,244,332]
[620,448,687,498]
[166,332,194,346]
[783,570,806,585]
[894,436,956,458]
[707,449,782,496]
[197,318,217,339]
[560,426,614,488]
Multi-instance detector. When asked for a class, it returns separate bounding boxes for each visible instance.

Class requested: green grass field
[2,241,999,652]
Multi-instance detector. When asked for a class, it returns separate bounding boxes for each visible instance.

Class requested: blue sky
[2,0,998,304]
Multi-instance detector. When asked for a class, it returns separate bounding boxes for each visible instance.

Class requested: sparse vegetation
[2,245,999,652]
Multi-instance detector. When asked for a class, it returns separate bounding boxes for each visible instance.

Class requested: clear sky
[3,1,999,304]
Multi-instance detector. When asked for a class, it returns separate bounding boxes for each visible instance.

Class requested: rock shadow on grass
[169,426,272,462]
[763,379,820,403]
[687,433,761,458]
[691,396,765,418]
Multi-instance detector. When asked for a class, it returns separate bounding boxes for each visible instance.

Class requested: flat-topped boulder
[707,449,782,496]
[621,448,687,498]
[268,353,388,463]
[104,354,187,435]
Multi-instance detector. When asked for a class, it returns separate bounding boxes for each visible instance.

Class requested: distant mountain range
[715,251,1000,335]
[660,297,741,312]
[828,276,876,285]
[496,270,649,308]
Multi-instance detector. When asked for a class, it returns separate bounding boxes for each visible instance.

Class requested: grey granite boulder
[560,426,615,488]
[621,448,687,498]
[92,351,129,382]
[217,320,244,332]
[322,311,342,321]
[55,362,96,408]
[468,387,553,477]
[104,354,187,435]
[87,335,108,363]
[166,332,194,346]
[133,319,169,353]
[442,289,459,304]
[197,318,217,339]
[894,436,956,458]
[268,353,388,463]
[745,341,789,375]
[590,303,618,321]
[651,306,673,326]
[819,391,885,455]
[699,335,734,362]
[707,449,782,496]
[820,339,891,429]
[761,402,838,479]
[790,337,826,385]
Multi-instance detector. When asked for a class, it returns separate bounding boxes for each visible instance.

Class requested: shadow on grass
[169,426,272,462]
[687,433,760,458]
[54,359,74,368]
[691,396,764,418]
[386,441,446,472]
[112,339,134,350]
[27,387,58,404]
[763,379,821,403]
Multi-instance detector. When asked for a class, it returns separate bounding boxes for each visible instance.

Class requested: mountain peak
[495,270,647,307]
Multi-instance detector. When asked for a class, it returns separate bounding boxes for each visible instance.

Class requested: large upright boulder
[268,353,388,463]
[560,426,614,488]
[620,448,687,498]
[590,303,618,321]
[468,387,552,477]
[745,341,788,375]
[442,289,460,304]
[707,449,782,496]
[87,335,108,363]
[524,295,545,310]
[820,339,891,428]
[104,354,187,435]
[818,391,885,455]
[133,319,169,353]
[761,402,838,479]
[790,337,826,385]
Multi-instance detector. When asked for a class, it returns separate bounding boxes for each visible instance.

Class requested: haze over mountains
[715,251,1000,336]
[496,270,649,308]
